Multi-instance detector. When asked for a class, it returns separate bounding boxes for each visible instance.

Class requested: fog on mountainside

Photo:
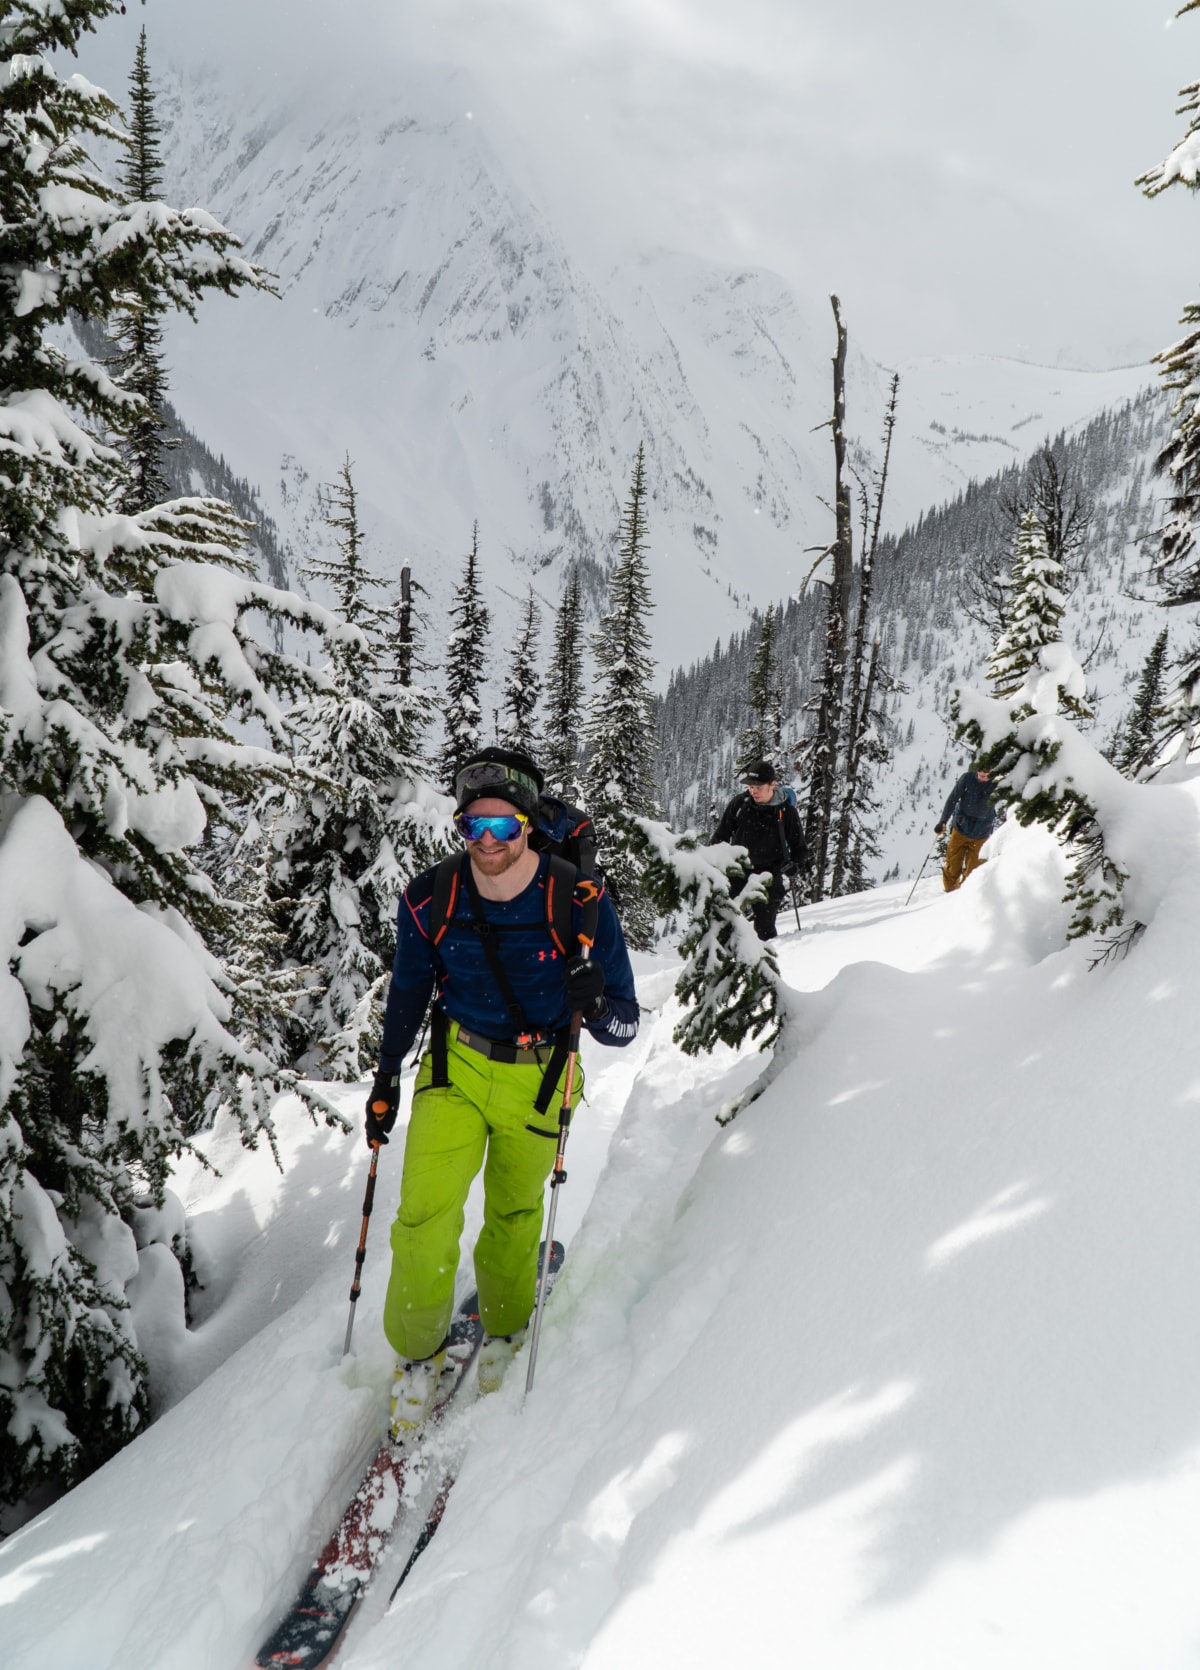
[135,59,1153,693]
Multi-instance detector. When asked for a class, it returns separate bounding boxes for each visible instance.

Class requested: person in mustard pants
[936,766,1000,891]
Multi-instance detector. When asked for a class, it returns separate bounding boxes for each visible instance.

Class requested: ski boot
[389,1347,447,1440]
[478,1327,527,1395]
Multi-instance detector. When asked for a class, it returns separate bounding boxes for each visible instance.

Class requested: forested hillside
[658,387,1172,878]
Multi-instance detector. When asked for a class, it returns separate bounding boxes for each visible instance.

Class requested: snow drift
[5,798,1200,1666]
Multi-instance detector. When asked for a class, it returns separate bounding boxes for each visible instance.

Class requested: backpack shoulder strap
[427,853,465,946]
[544,852,578,958]
[776,805,790,862]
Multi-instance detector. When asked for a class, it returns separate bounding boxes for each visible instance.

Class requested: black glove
[564,955,607,1021]
[782,861,800,879]
[365,1070,400,1147]
[935,822,946,836]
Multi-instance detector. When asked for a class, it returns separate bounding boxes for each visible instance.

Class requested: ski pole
[343,1140,383,1358]
[524,966,587,1401]
[788,873,802,932]
[904,834,940,908]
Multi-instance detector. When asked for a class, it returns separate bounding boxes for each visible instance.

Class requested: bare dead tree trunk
[831,373,899,894]
[397,563,413,687]
[804,296,854,897]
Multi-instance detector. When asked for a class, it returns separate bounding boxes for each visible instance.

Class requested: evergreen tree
[0,7,346,1509]
[1138,3,1200,747]
[542,563,585,799]
[437,524,491,790]
[956,470,1130,947]
[1116,627,1170,777]
[583,445,659,949]
[112,28,176,513]
[735,602,783,771]
[961,447,1091,645]
[263,457,446,1078]
[956,639,1130,947]
[986,511,1091,719]
[631,817,782,1056]
[498,586,542,754]
[307,456,377,661]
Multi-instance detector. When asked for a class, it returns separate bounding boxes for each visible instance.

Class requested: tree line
[0,13,660,1516]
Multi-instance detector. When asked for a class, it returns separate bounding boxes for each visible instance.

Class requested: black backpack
[529,795,599,879]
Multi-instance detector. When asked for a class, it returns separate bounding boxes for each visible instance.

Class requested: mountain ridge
[149,58,1154,679]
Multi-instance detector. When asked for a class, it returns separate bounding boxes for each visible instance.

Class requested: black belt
[454,1025,557,1066]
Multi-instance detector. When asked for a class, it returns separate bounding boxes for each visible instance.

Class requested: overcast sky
[87,0,1199,369]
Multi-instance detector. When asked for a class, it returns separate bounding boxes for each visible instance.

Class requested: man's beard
[470,840,526,876]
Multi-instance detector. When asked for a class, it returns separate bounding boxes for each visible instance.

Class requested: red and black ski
[253,1239,566,1669]
[386,1237,567,1608]
[253,1293,484,1670]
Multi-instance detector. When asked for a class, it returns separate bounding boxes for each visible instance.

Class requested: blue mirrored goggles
[454,811,530,844]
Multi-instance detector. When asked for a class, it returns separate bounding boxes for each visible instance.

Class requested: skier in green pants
[365,747,639,1435]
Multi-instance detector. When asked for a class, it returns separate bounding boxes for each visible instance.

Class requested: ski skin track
[251,1241,565,1669]
[385,1238,567,1610]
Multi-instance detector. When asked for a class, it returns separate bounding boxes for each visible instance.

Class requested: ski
[386,1237,567,1607]
[252,1291,484,1670]
[253,1239,565,1669]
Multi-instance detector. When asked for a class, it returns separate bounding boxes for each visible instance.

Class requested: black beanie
[454,747,543,819]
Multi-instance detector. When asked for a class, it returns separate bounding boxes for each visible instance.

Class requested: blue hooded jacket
[940,771,998,841]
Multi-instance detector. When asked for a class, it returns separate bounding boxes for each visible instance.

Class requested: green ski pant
[382,1023,583,1362]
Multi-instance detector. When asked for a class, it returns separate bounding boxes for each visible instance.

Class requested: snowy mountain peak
[154,60,1153,675]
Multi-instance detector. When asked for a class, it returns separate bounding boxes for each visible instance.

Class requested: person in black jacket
[711,759,809,940]
[935,766,999,891]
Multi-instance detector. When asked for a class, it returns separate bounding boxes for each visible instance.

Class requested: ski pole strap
[430,1005,450,1088]
[532,1036,571,1115]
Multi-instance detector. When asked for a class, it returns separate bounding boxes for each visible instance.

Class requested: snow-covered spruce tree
[986,510,1091,719]
[112,26,174,513]
[0,13,348,1509]
[956,526,1137,950]
[542,562,585,800]
[498,586,542,754]
[1114,626,1170,777]
[961,507,1137,945]
[630,818,782,1056]
[735,602,783,772]
[583,445,659,949]
[1137,7,1200,758]
[264,457,447,1078]
[436,523,491,790]
[955,639,1133,946]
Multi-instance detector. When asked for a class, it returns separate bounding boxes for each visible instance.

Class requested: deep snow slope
[6,808,1200,1667]
[151,59,1151,675]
